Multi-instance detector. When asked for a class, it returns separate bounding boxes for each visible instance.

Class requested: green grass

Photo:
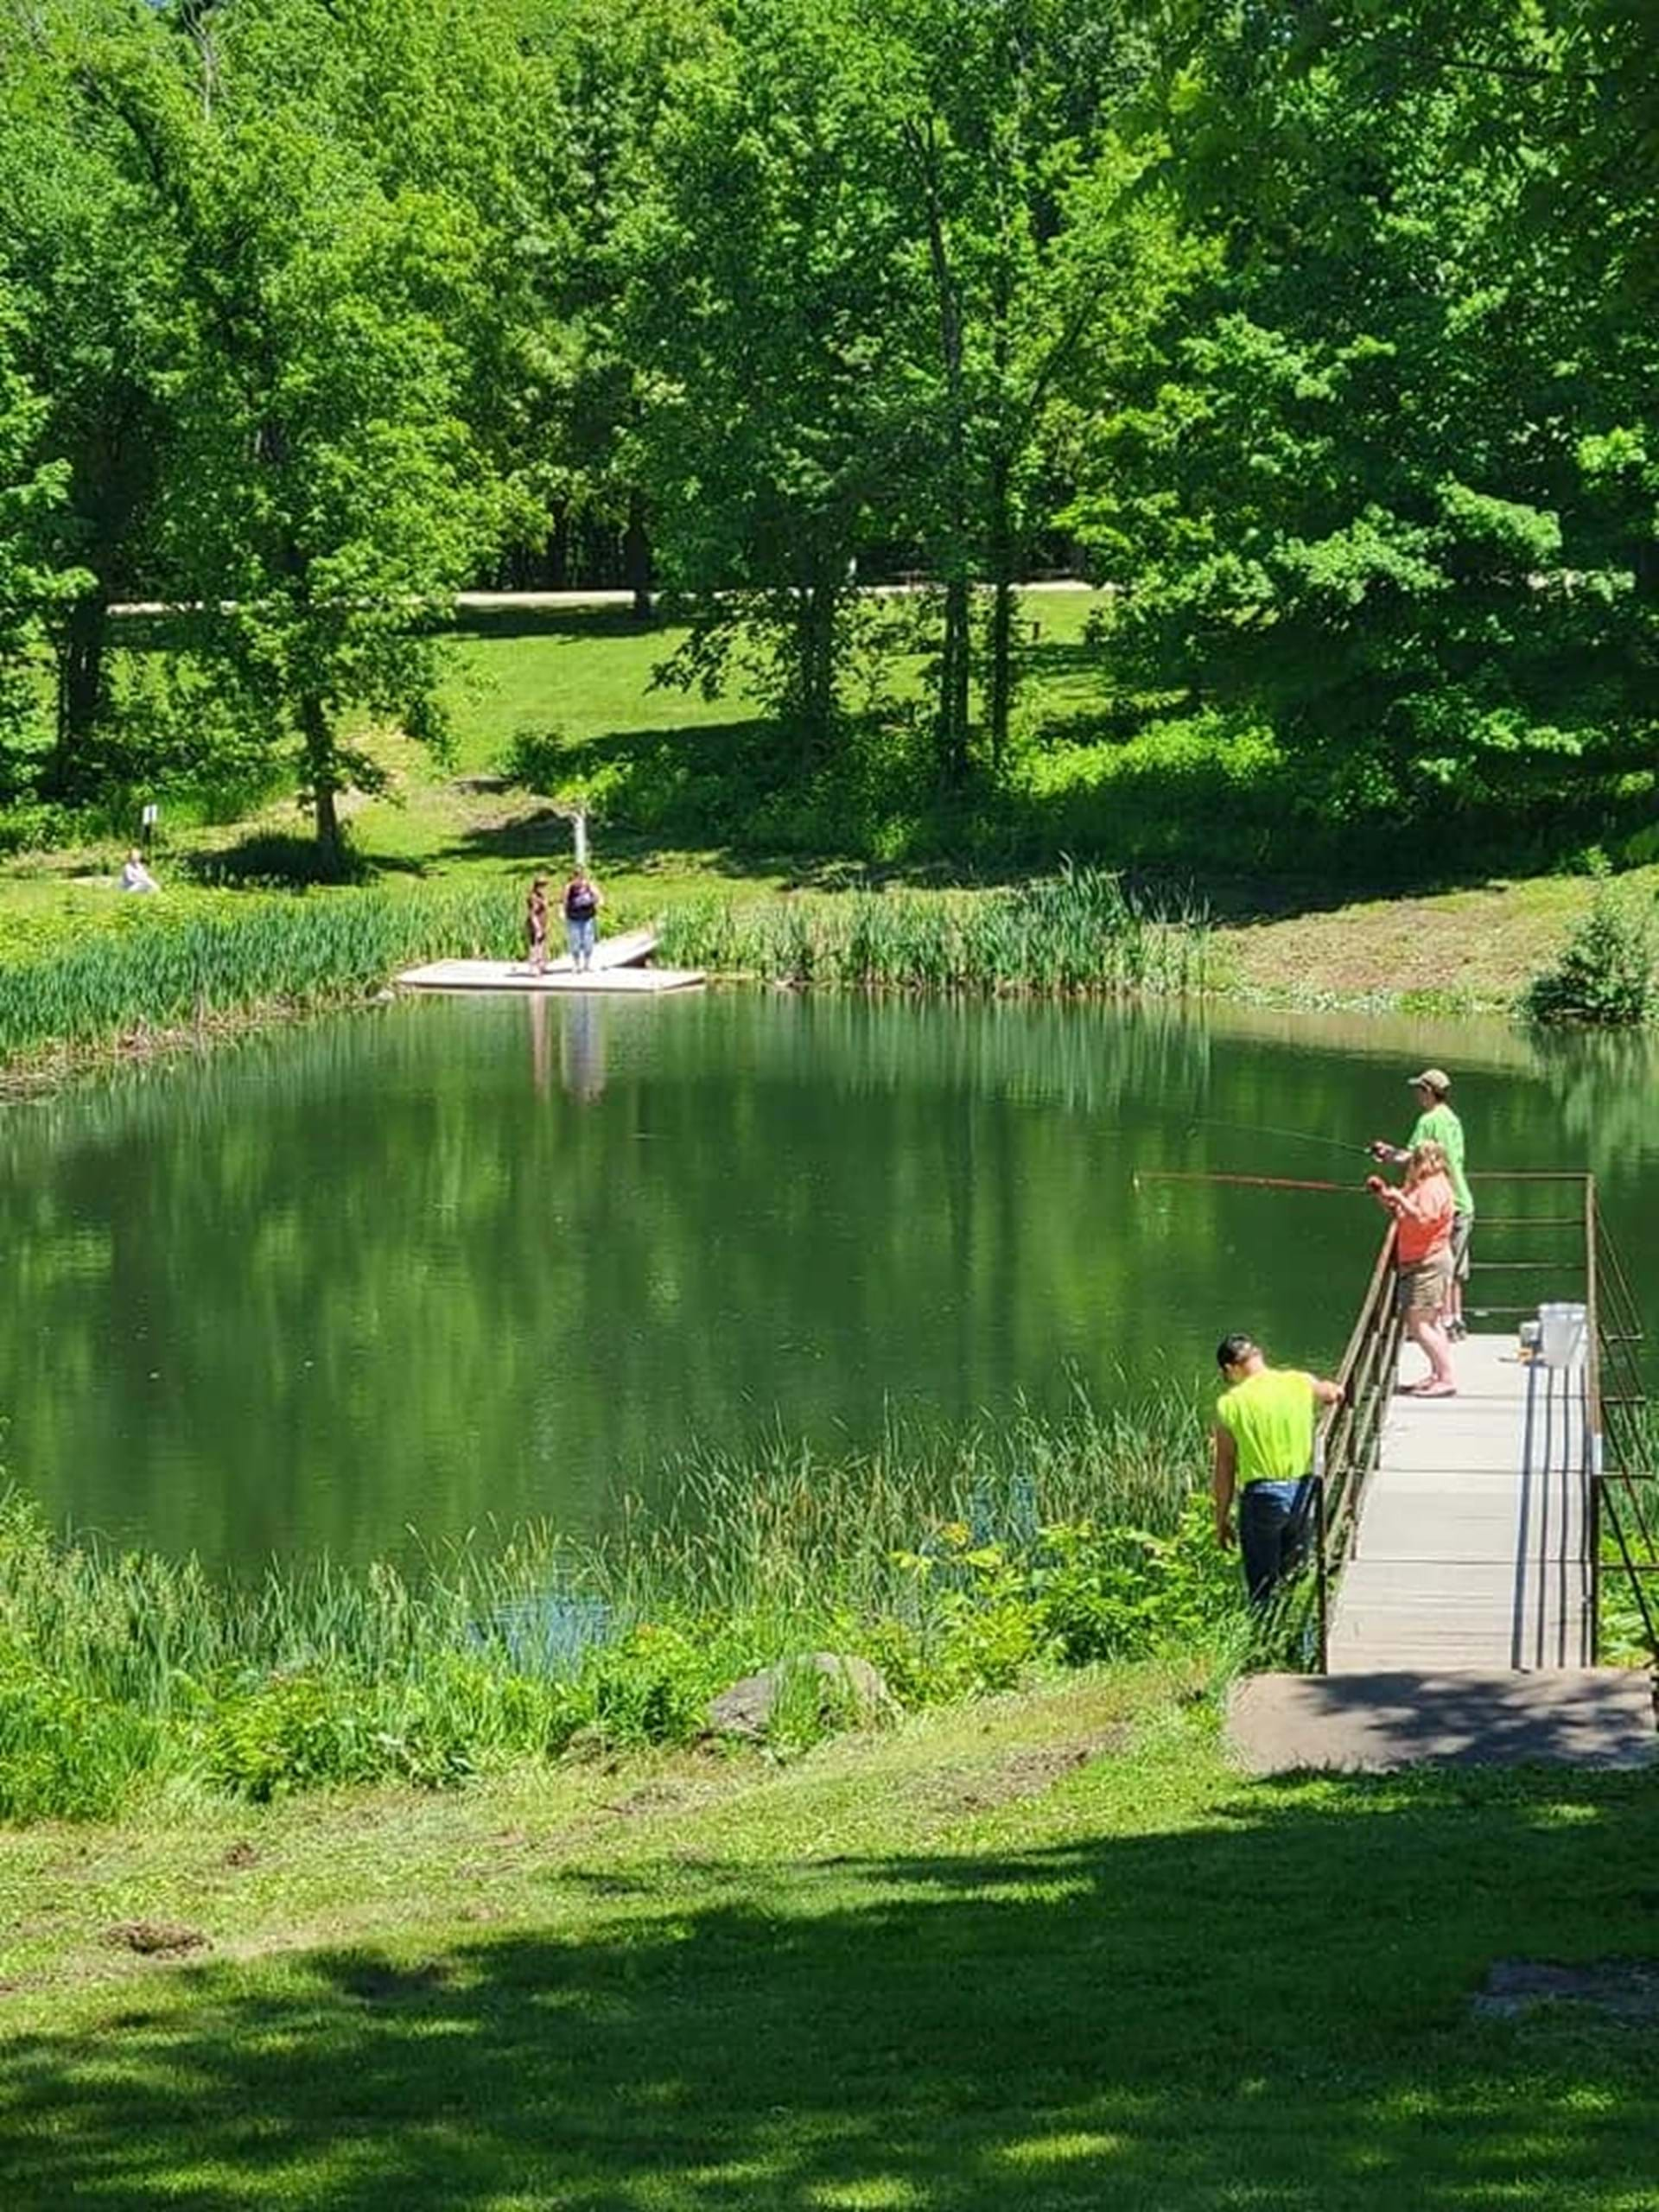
[0,1390,1234,1819]
[2,1670,1657,2209]
[0,856,1209,1083]
[3,588,1648,1027]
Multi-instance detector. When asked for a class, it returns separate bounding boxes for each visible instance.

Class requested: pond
[1,989,1653,1567]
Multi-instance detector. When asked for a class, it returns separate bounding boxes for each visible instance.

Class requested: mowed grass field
[3,1668,1657,2210]
[0,586,1635,1010]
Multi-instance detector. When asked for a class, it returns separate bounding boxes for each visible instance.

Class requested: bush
[575,1624,721,1750]
[499,725,571,794]
[0,1384,1236,1821]
[0,1644,158,1821]
[1525,875,1656,1026]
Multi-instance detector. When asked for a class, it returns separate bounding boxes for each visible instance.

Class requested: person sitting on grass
[1212,1335,1344,1609]
[119,848,159,893]
[1367,1139,1458,1397]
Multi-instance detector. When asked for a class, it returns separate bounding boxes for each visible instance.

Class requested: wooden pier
[1329,1336,1588,1673]
[397,927,705,996]
[1228,1175,1658,1772]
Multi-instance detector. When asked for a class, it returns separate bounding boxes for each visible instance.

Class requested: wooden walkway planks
[397,928,705,996]
[1327,1334,1592,1674]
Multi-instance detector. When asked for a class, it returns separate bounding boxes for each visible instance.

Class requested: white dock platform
[1328,1335,1590,1673]
[397,928,704,995]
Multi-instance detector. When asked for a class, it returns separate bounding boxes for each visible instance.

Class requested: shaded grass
[1,1685,1656,2209]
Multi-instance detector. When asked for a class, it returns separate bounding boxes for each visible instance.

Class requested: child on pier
[1368,1140,1457,1397]
[524,878,550,976]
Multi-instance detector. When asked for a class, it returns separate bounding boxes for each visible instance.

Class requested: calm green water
[1,991,1652,1565]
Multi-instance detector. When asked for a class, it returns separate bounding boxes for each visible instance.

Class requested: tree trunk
[938,576,971,783]
[791,579,837,761]
[625,487,653,620]
[909,118,974,786]
[49,594,108,800]
[988,451,1015,776]
[301,693,346,874]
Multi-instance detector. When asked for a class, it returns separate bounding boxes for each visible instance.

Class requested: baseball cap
[1408,1067,1452,1093]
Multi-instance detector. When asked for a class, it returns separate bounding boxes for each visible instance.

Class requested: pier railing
[1301,1170,1655,1671]
[1304,1218,1402,1670]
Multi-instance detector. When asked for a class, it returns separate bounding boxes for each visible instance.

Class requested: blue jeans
[1238,1478,1317,1608]
[566,916,596,967]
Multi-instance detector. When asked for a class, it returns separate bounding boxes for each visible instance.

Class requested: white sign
[141,802,159,827]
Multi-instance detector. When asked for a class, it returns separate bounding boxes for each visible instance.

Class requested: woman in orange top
[1367,1139,1457,1397]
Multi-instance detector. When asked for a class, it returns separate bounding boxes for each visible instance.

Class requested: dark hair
[1216,1332,1256,1371]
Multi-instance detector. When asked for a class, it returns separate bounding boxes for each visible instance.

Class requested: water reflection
[0,993,1651,1566]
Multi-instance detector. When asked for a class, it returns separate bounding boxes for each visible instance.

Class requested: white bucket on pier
[1537,1300,1586,1370]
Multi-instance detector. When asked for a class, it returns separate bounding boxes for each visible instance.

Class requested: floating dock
[397,927,704,996]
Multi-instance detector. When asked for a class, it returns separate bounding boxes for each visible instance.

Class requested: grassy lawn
[2,1669,1656,2209]
[1,587,1628,1011]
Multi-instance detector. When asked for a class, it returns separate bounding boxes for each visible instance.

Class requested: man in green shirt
[1370,1066,1473,1338]
[1213,1334,1344,1606]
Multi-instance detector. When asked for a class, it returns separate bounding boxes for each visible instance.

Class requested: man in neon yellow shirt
[1370,1066,1473,1338]
[1213,1334,1344,1606]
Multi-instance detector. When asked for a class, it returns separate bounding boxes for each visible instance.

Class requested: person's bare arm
[1211,1426,1237,1550]
[1313,1376,1344,1408]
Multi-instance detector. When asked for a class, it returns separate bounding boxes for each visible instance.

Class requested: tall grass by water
[655,865,1211,996]
[0,1390,1231,1821]
[0,882,518,1071]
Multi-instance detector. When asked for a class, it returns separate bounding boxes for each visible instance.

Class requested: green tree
[0,0,182,798]
[878,0,1181,777]
[56,0,524,863]
[0,283,87,778]
[1072,1,1659,848]
[623,0,918,757]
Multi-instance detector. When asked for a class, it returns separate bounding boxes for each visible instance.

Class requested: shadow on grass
[3,1767,1656,2208]
[433,700,1641,912]
[448,605,664,645]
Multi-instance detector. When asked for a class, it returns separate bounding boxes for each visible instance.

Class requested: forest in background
[2,0,1657,880]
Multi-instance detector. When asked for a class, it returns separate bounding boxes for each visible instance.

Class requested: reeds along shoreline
[654,868,1211,996]
[0,1393,1229,1821]
[0,882,518,1071]
[0,865,1207,1081]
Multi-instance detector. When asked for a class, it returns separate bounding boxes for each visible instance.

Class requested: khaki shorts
[1450,1212,1471,1284]
[1397,1256,1451,1317]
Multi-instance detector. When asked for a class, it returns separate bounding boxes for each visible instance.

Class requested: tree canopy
[0,0,1656,868]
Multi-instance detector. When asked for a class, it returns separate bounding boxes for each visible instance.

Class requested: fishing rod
[1185,1115,1371,1158]
[1134,1169,1369,1196]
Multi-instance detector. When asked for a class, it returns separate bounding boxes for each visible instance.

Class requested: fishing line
[1185,1115,1370,1157]
[1133,1170,1366,1196]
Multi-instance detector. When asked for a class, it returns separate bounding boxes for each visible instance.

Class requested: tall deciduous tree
[56,0,524,862]
[0,283,89,774]
[0,0,182,798]
[623,0,918,757]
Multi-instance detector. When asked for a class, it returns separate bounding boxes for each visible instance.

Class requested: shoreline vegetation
[0,865,1211,1090]
[0,1389,1244,1826]
[0,855,1637,1093]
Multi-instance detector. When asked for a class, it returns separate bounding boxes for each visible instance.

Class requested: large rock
[707,1652,893,1740]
